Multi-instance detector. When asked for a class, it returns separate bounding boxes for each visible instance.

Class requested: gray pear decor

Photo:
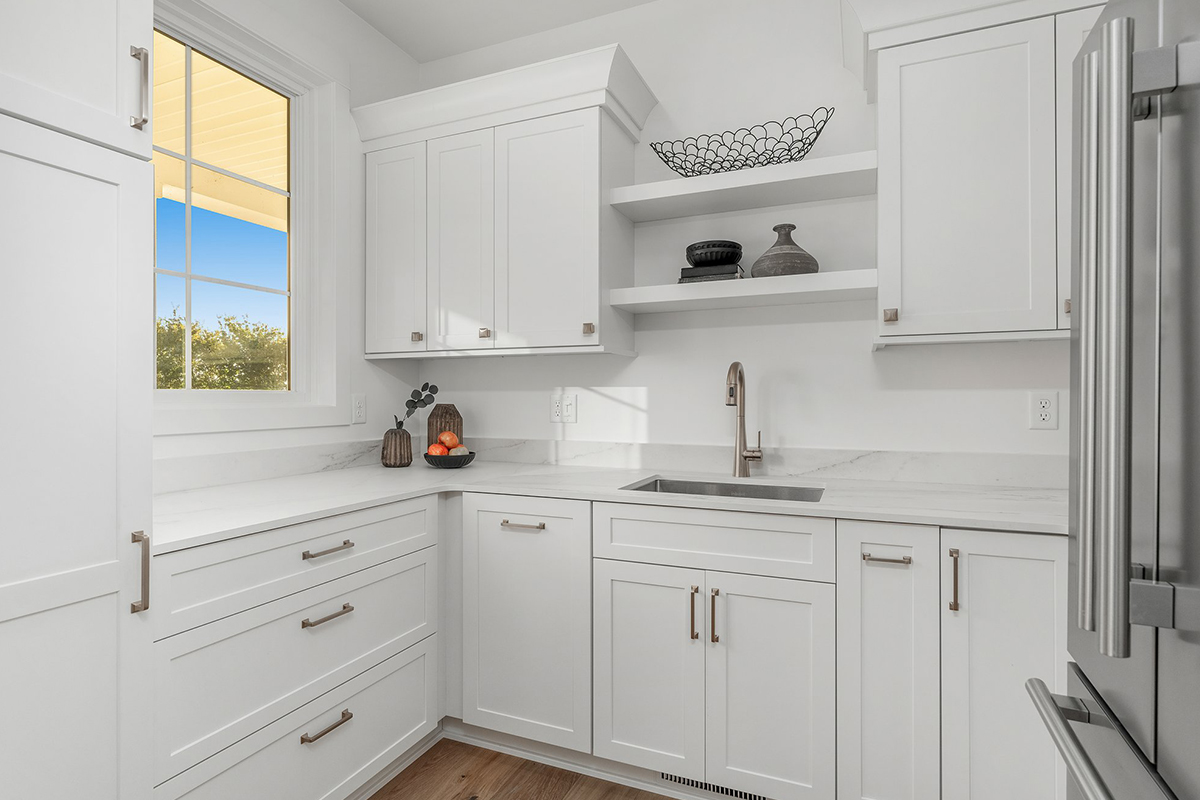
[382,383,438,468]
[750,223,819,277]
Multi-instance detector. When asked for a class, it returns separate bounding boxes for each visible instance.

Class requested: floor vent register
[659,773,769,800]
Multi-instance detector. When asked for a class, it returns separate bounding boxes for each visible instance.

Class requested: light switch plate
[550,394,578,424]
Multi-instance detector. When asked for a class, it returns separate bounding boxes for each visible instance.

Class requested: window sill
[154,391,349,435]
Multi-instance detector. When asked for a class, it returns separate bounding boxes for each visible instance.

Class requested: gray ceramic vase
[750,223,819,277]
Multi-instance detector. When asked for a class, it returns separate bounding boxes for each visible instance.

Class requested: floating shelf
[609,151,877,223]
[609,269,878,314]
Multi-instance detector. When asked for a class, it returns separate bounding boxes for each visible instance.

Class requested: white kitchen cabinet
[0,0,152,159]
[1056,6,1105,330]
[593,559,707,779]
[877,17,1058,337]
[594,558,835,800]
[0,115,152,799]
[366,142,427,353]
[836,520,940,800]
[462,494,592,751]
[941,529,1068,800]
[705,570,836,800]
[427,129,496,351]
[494,108,605,349]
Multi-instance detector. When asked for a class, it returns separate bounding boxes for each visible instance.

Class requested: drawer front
[155,548,437,784]
[593,503,835,582]
[154,496,437,638]
[157,636,438,800]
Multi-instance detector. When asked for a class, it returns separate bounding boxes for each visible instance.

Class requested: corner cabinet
[358,45,656,359]
[874,7,1101,343]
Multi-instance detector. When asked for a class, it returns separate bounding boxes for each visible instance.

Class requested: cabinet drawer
[154,548,437,784]
[158,636,438,800]
[593,503,835,582]
[154,496,437,638]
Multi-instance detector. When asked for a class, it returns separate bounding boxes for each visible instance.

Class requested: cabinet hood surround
[352,44,658,147]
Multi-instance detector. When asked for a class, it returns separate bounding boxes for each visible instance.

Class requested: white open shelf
[609,269,878,314]
[609,151,878,223]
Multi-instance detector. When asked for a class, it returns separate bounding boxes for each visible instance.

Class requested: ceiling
[338,0,661,63]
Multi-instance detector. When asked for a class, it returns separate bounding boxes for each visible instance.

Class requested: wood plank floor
[371,739,671,800]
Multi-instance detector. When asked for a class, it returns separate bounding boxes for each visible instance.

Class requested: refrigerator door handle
[1095,16,1135,659]
[1026,678,1115,800]
[1076,49,1101,633]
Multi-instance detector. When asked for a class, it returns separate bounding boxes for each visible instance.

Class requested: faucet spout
[725,361,763,477]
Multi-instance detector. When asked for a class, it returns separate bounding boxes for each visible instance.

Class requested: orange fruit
[427,443,449,456]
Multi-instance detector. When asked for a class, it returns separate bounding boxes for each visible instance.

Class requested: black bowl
[424,452,476,469]
[686,240,742,267]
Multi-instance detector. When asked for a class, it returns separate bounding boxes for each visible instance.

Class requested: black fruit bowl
[686,240,742,267]
[424,452,476,469]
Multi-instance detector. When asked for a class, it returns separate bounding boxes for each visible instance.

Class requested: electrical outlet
[352,393,367,424]
[550,394,578,424]
[1029,391,1059,430]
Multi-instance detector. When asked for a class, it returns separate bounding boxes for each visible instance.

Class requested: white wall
[153,0,422,460]
[415,0,1071,456]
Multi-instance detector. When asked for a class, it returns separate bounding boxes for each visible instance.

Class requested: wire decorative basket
[650,108,835,178]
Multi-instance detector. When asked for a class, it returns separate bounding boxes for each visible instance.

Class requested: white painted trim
[353,44,658,150]
[151,8,348,435]
[364,345,637,361]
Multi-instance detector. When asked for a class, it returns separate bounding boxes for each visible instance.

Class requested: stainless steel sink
[622,477,824,503]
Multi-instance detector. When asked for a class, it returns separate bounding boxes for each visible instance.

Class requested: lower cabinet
[461,493,593,752]
[594,558,836,800]
[941,528,1068,800]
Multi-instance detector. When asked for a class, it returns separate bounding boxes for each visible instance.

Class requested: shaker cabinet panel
[877,17,1058,337]
[366,143,427,353]
[427,129,495,351]
[836,520,941,800]
[941,529,1068,800]
[0,0,152,158]
[494,109,601,349]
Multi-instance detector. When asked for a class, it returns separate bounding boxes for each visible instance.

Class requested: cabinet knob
[883,308,899,323]
[478,327,491,339]
[582,322,596,335]
[411,331,423,342]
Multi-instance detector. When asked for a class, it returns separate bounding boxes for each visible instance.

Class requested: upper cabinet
[873,5,1102,345]
[0,0,153,159]
[357,46,656,359]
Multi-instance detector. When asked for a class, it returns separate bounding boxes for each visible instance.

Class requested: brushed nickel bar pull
[130,531,150,613]
[500,519,546,531]
[948,548,961,612]
[129,46,149,129]
[301,603,354,629]
[862,552,913,566]
[689,585,700,640]
[300,709,353,744]
[710,588,720,643]
[302,539,354,560]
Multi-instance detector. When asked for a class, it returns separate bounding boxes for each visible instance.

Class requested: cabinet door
[836,521,940,800]
[366,143,427,353]
[878,18,1058,336]
[0,116,152,799]
[0,0,152,158]
[462,494,591,751]
[1055,6,1104,330]
[427,129,495,351]
[705,571,835,800]
[494,109,600,349]
[593,559,706,779]
[941,529,1068,800]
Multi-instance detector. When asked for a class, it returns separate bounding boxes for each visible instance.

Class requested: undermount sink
[622,477,825,503]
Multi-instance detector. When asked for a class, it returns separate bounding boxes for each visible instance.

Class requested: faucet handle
[744,430,764,461]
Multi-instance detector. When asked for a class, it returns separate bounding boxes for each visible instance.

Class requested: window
[153,29,292,391]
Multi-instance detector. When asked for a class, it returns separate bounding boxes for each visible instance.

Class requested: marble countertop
[152,460,1069,555]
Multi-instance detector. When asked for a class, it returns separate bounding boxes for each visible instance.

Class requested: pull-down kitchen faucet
[725,362,763,478]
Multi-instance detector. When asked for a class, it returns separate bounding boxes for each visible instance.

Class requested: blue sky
[155,198,289,331]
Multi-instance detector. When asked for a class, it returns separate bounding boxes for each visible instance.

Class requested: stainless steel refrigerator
[1026,1,1200,798]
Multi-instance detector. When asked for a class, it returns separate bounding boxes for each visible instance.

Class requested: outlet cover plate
[1029,391,1059,430]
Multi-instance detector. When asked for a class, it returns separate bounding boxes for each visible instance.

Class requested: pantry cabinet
[593,558,836,800]
[0,0,153,159]
[461,494,593,752]
[941,529,1068,800]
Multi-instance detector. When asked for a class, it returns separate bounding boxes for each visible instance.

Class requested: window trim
[153,0,347,435]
